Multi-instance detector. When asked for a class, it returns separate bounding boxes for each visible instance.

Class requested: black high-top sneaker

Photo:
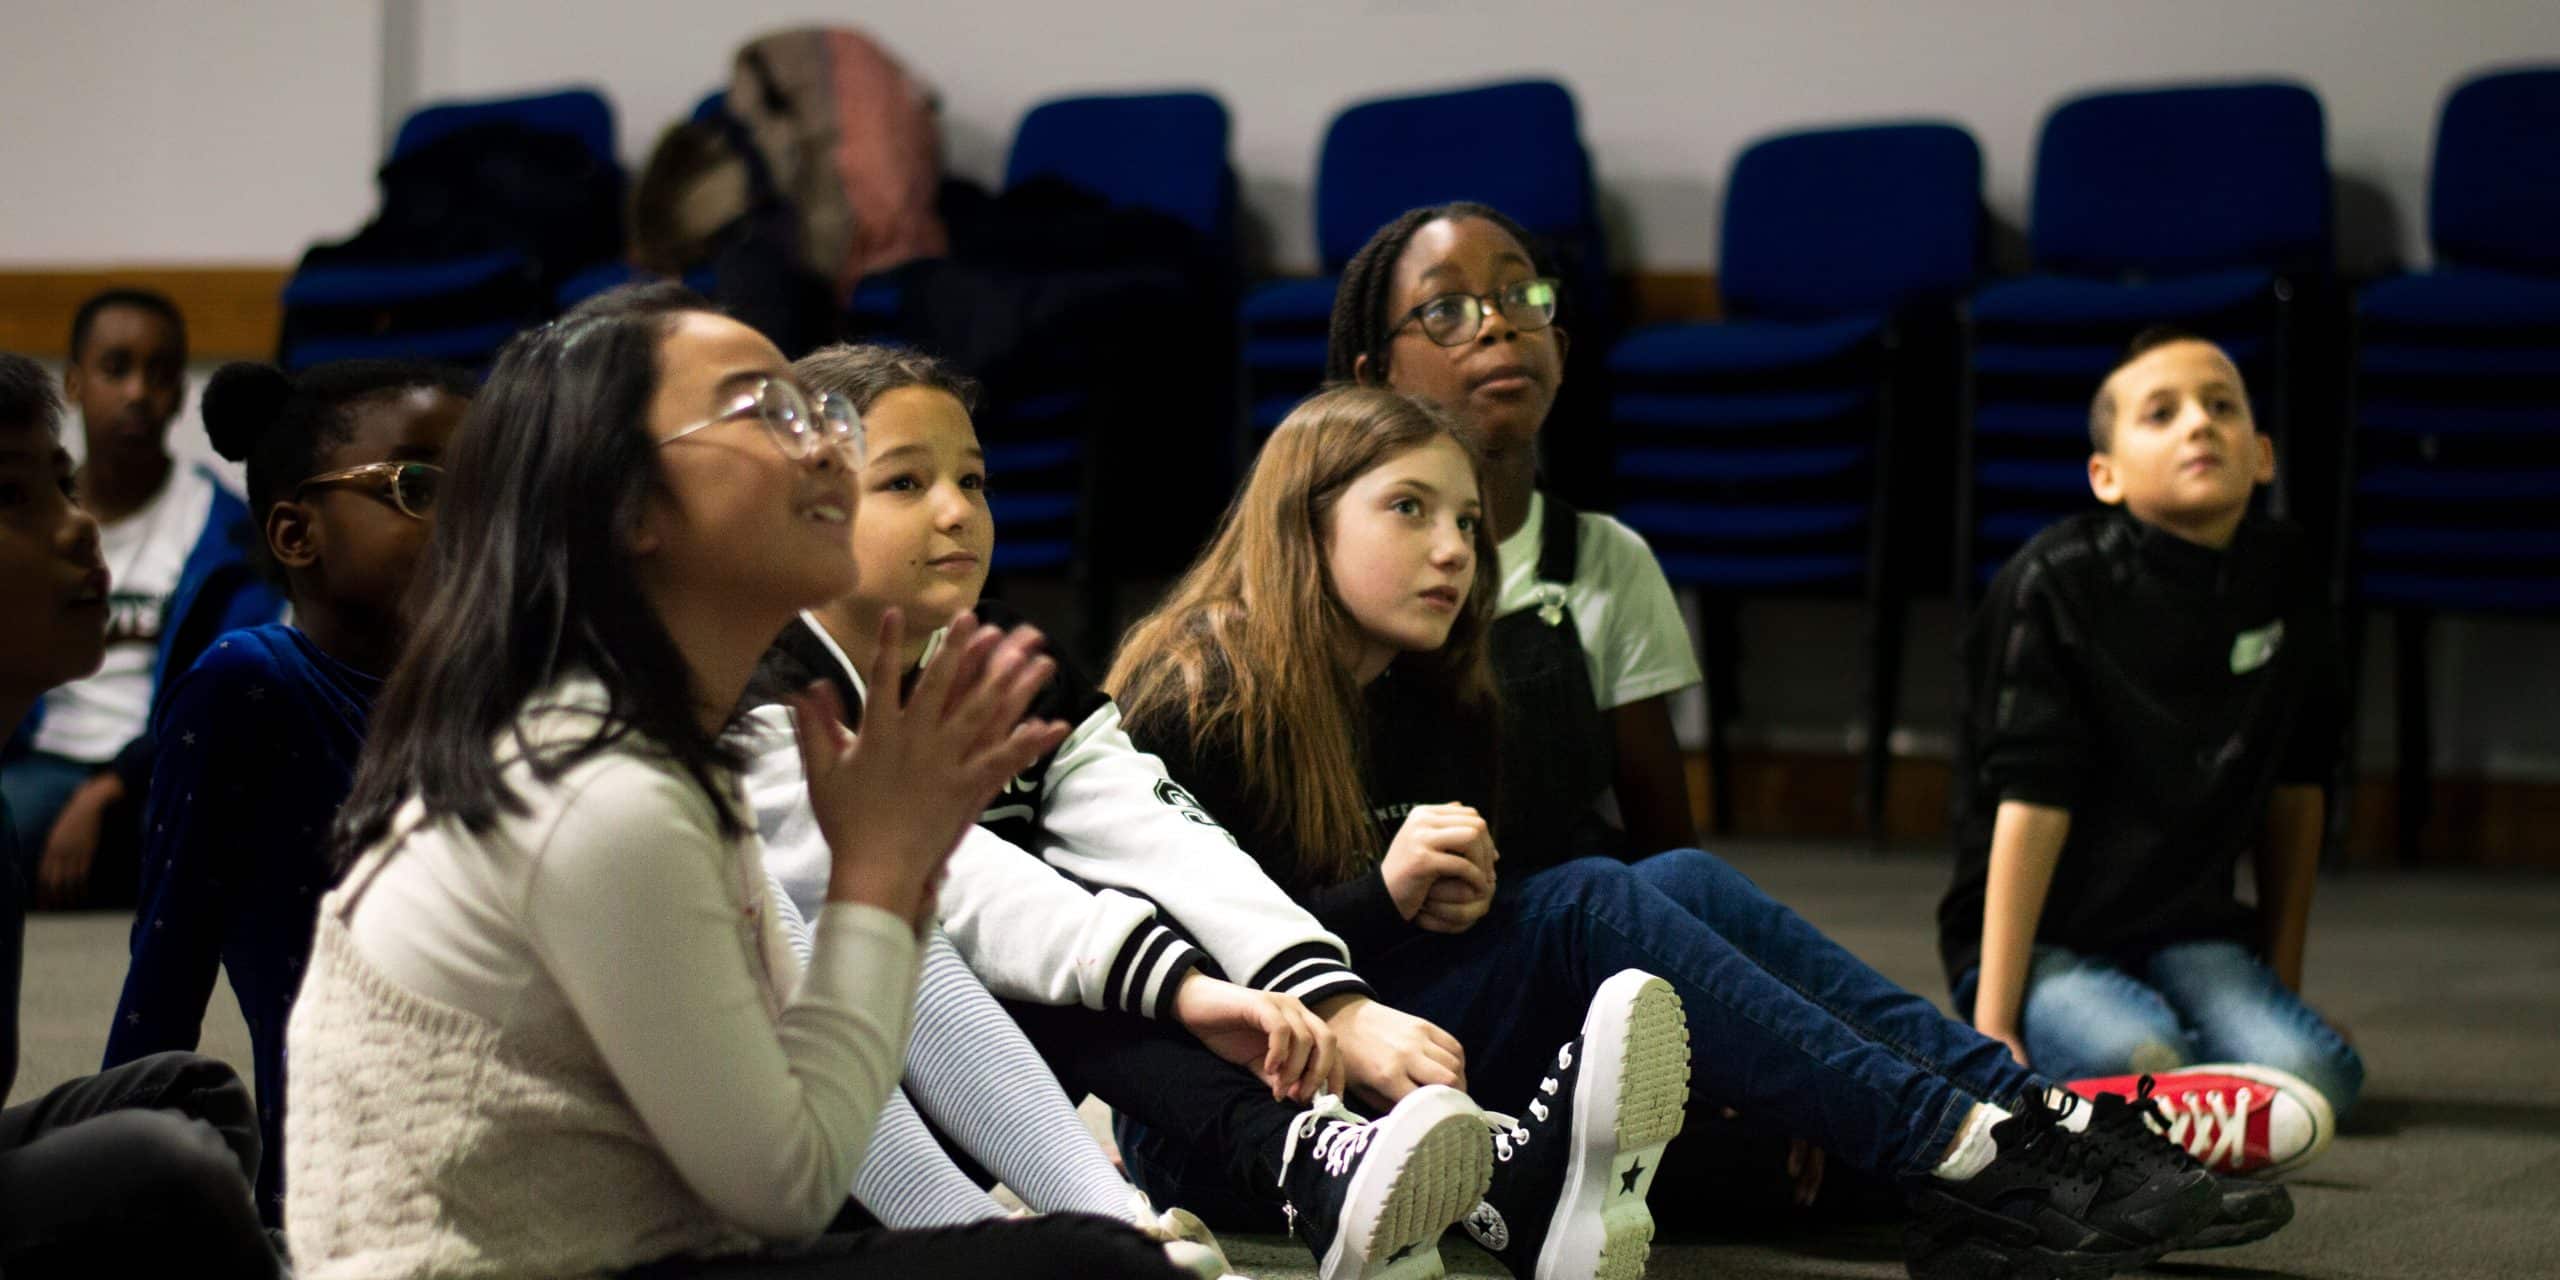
[1279,1085,1493,1280]
[2076,1080,2295,1251]
[1902,1089,2219,1280]
[1460,970,1691,1280]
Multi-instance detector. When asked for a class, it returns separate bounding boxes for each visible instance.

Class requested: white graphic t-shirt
[1493,490,1703,711]
[33,465,218,763]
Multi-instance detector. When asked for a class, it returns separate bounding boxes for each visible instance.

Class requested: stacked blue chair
[278,88,625,371]
[2345,65,2560,860]
[1962,82,2332,597]
[1607,122,1982,838]
[1240,79,1611,455]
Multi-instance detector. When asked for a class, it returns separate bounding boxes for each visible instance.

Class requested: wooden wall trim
[0,266,292,361]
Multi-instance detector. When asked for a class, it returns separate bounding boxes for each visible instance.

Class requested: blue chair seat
[1243,335,1329,373]
[994,540,1076,572]
[1977,511,2069,544]
[283,251,532,309]
[1241,277,1339,326]
[2360,572,2560,613]
[2358,341,2560,379]
[1655,552,1868,588]
[2360,268,2560,330]
[1250,393,1303,431]
[1617,503,1867,542]
[282,320,527,371]
[1614,446,1865,482]
[1974,401,2093,439]
[1972,268,2278,326]
[1610,389,1873,430]
[989,493,1080,525]
[1609,315,1882,378]
[2360,400,2560,437]
[984,439,1084,474]
[848,275,907,325]
[2357,466,2560,502]
[1975,333,2268,378]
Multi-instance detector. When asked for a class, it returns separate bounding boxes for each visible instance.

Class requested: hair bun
[200,362,295,462]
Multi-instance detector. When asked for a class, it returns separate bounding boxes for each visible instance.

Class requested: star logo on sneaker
[1462,1200,1511,1251]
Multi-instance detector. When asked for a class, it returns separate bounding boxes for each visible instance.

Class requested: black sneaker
[1902,1090,2219,1280]
[1280,1085,1493,1280]
[2078,1080,2294,1251]
[1460,970,1691,1280]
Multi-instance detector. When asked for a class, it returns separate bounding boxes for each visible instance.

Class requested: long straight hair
[1106,385,1501,889]
[335,283,750,864]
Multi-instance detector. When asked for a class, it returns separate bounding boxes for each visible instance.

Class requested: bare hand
[1785,1140,1827,1208]
[1320,995,1465,1108]
[798,609,1068,930]
[1174,975,1342,1104]
[1979,1024,2031,1068]
[1382,804,1494,919]
[1414,873,1494,934]
[38,772,122,909]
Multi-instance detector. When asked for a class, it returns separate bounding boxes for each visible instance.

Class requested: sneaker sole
[1540,970,1692,1280]
[1321,1085,1496,1280]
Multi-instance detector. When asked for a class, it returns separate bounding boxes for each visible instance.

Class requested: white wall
[0,1,383,265]
[347,0,2560,274]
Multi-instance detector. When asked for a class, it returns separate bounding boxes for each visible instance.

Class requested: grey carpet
[14,842,2556,1277]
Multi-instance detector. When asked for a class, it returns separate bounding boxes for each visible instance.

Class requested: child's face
[2088,340,2275,538]
[274,387,471,626]
[1324,436,1482,672]
[637,312,858,618]
[66,305,185,469]
[844,387,992,632]
[1362,217,1567,453]
[0,418,110,693]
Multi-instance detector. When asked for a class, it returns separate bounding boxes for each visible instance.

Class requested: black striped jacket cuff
[1249,942,1376,1009]
[1106,923,1206,1020]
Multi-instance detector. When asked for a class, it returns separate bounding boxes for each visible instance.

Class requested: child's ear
[2251,433,2277,485]
[1552,323,1572,369]
[2087,452,2124,505]
[1351,352,1382,386]
[268,501,321,570]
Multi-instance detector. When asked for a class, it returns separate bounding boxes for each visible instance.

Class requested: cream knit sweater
[285,680,920,1279]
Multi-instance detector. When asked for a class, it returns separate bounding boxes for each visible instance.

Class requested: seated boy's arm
[1608,695,1698,856]
[2256,785,2325,992]
[1975,800,2072,1065]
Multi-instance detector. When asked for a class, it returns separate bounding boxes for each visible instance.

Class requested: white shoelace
[1279,1092,1376,1185]
[2153,1087,2254,1168]
[1484,1072,1562,1162]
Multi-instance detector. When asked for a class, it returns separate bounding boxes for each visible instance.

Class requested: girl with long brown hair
[1108,380,2232,1280]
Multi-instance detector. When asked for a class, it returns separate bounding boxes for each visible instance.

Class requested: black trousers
[1000,998,1302,1205]
[0,1051,276,1279]
[619,1212,1187,1279]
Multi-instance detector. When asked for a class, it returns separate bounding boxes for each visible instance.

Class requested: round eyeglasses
[297,461,443,520]
[1393,277,1561,347]
[659,376,864,463]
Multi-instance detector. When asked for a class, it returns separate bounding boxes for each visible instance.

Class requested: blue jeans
[1956,940,2365,1122]
[0,753,97,885]
[1130,850,2046,1207]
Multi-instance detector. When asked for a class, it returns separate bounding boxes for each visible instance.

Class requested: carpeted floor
[14,842,2557,1277]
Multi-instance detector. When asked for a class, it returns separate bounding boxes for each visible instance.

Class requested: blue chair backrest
[1314,79,1596,273]
[393,87,617,168]
[2030,81,2330,277]
[2431,65,2560,275]
[1005,90,1235,242]
[1720,122,1982,322]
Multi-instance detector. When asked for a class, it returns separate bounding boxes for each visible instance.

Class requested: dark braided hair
[1324,201,1556,385]
[0,351,63,432]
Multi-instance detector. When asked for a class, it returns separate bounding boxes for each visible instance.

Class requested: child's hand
[1172,975,1342,1104]
[1382,804,1493,920]
[1318,995,1466,1109]
[799,609,1068,931]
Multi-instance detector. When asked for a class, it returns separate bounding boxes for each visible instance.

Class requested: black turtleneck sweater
[1938,508,2345,985]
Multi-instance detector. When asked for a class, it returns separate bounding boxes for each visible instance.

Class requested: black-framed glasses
[297,461,443,520]
[1393,277,1561,347]
[659,376,864,463]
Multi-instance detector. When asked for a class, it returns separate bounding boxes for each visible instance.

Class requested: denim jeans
[0,753,96,885]
[1127,849,2046,1215]
[1958,939,2365,1122]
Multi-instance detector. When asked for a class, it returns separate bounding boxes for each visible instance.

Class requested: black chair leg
[2325,603,2367,868]
[1701,596,1741,837]
[1860,587,1906,850]
[2393,609,2432,864]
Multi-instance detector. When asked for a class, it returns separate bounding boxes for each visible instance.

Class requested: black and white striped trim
[1106,922,1206,1021]
[1249,941,1375,1009]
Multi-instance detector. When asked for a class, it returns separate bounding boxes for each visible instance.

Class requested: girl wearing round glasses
[102,356,475,1225]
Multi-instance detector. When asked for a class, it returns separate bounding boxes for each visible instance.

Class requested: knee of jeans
[74,1110,253,1205]
[2249,1033,2368,1122]
[2025,991,2192,1080]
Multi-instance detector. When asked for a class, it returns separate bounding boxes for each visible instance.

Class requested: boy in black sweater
[1942,328,2366,1137]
